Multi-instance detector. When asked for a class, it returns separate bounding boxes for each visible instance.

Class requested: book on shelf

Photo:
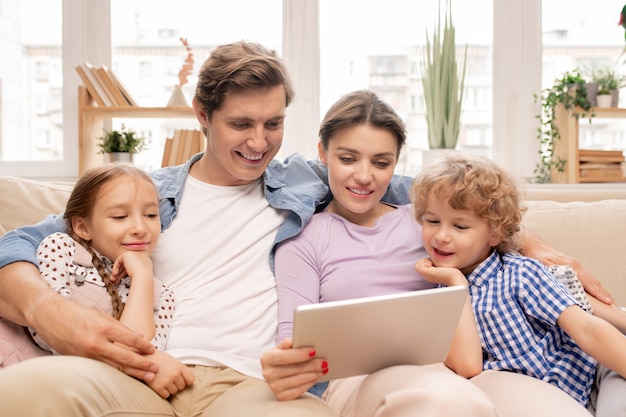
[579,149,625,163]
[75,63,137,107]
[75,64,112,107]
[579,168,625,179]
[96,66,129,106]
[161,129,204,168]
[105,67,137,106]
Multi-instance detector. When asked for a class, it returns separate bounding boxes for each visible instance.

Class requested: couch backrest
[1,176,624,306]
[521,198,626,306]
[0,176,72,237]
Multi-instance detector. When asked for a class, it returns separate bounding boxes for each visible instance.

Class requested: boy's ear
[318,142,327,164]
[488,232,501,248]
[72,217,92,242]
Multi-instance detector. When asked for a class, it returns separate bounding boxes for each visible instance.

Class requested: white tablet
[292,285,468,381]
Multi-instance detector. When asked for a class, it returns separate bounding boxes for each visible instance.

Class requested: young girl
[0,163,174,365]
[412,151,626,416]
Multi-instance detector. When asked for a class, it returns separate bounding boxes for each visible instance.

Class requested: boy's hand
[415,258,467,287]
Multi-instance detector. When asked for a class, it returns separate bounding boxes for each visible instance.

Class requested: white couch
[1,176,625,303]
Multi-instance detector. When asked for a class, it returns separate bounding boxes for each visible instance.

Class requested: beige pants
[324,364,592,417]
[0,356,337,417]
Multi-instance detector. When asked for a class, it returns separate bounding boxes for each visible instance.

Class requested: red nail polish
[322,368,329,374]
[308,349,316,357]
[321,361,328,369]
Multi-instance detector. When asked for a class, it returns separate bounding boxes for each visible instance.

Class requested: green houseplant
[533,69,593,183]
[422,0,467,150]
[97,124,146,162]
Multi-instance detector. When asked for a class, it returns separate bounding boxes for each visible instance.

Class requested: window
[320,0,493,176]
[4,0,626,184]
[543,0,626,156]
[110,0,282,172]
[0,0,62,165]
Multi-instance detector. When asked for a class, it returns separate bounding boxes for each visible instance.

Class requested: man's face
[192,86,286,186]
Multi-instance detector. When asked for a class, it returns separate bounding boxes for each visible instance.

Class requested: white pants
[324,363,592,417]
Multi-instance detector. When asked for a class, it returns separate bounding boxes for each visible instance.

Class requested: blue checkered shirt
[467,251,597,406]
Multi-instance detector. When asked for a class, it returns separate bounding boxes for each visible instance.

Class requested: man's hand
[520,232,614,305]
[260,338,328,401]
[143,349,195,398]
[2,261,158,380]
[29,293,159,381]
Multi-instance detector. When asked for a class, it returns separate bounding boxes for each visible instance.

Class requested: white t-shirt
[151,176,288,378]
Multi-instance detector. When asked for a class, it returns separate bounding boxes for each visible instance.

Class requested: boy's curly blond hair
[411,151,527,254]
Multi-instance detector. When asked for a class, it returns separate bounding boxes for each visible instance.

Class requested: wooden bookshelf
[551,105,626,183]
[78,86,195,173]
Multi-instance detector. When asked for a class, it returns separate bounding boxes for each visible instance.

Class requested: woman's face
[319,124,398,226]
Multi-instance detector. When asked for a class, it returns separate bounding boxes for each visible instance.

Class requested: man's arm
[0,214,160,380]
[0,262,159,380]
[520,231,614,305]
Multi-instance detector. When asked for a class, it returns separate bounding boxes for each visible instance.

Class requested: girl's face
[73,176,161,261]
[319,124,398,226]
[421,196,499,275]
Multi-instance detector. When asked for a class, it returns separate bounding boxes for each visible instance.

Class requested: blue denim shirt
[0,152,413,271]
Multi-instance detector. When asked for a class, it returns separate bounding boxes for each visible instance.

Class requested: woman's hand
[260,338,328,401]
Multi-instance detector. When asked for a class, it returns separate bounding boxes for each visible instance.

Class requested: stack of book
[578,149,626,180]
[161,129,205,167]
[75,63,137,107]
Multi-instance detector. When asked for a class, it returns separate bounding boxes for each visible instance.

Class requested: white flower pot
[105,152,134,163]
[596,94,613,108]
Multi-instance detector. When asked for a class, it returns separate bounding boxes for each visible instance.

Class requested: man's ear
[192,97,209,129]
[72,217,92,242]
[318,142,327,164]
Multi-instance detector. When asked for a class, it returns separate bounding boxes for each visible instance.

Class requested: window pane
[542,1,626,166]
[111,0,282,172]
[320,0,493,177]
[0,0,63,161]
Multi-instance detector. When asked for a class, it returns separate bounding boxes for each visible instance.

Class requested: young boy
[412,151,626,415]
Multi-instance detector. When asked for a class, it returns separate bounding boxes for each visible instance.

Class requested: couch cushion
[522,199,626,306]
[0,176,72,237]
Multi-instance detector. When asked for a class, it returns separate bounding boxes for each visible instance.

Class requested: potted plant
[591,66,626,108]
[97,124,146,163]
[421,0,467,155]
[533,69,593,183]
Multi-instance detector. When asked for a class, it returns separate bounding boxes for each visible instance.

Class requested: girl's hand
[415,258,467,287]
[111,252,153,284]
[144,349,195,398]
[260,338,328,401]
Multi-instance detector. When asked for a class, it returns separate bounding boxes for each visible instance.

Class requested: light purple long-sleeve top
[275,204,433,342]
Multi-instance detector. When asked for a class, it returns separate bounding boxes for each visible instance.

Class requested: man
[0,40,341,417]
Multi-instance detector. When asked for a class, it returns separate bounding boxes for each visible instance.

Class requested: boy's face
[192,85,286,186]
[421,196,498,275]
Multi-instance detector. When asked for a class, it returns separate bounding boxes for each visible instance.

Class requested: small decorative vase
[596,94,613,108]
[106,152,134,163]
[584,82,599,107]
[167,85,189,107]
[611,89,620,108]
